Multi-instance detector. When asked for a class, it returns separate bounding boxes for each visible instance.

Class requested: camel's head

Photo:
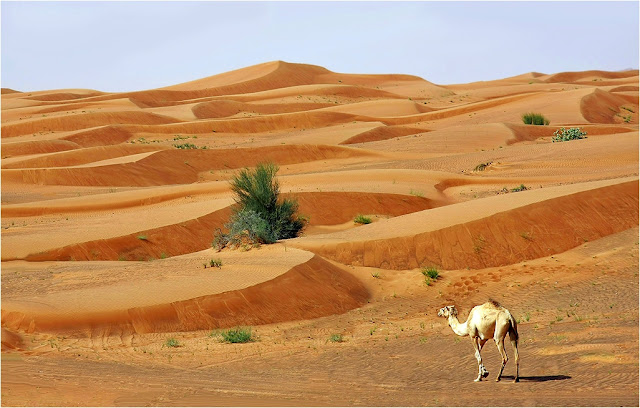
[437,305,458,318]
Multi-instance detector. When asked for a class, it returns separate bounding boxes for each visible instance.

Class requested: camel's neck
[447,315,469,336]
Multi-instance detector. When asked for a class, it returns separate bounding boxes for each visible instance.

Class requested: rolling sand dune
[2,62,638,407]
[1,111,181,138]
[543,69,639,84]
[8,192,441,262]
[2,144,376,187]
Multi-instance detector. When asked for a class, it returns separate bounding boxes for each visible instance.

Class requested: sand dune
[291,178,638,270]
[2,253,368,336]
[2,144,376,187]
[2,62,638,406]
[10,192,441,262]
[1,111,181,138]
[543,69,639,84]
[581,88,638,124]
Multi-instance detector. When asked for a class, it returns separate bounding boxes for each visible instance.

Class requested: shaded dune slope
[293,180,638,270]
[340,125,428,144]
[580,89,638,124]
[1,255,369,336]
[17,192,440,262]
[2,144,162,169]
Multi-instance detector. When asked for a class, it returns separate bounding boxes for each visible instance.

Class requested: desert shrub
[173,143,198,149]
[329,334,344,343]
[521,112,550,125]
[215,163,306,249]
[165,338,180,348]
[219,327,253,343]
[354,214,372,224]
[136,234,148,241]
[473,162,492,172]
[209,258,223,268]
[226,209,275,246]
[511,184,528,192]
[421,267,439,280]
[552,127,587,142]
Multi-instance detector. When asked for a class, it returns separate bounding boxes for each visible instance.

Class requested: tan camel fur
[438,300,520,382]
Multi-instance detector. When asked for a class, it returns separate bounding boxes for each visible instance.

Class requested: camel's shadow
[502,375,571,382]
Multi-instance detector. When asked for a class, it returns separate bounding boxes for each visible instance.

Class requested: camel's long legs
[472,338,488,382]
[510,334,520,383]
[495,336,509,382]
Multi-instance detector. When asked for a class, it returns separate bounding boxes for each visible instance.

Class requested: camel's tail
[508,313,519,344]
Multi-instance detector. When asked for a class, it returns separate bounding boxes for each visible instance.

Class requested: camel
[438,300,520,383]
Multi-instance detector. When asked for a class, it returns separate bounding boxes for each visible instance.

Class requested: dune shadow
[502,375,571,382]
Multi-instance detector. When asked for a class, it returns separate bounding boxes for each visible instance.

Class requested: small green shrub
[329,334,344,343]
[552,127,587,142]
[354,214,372,224]
[421,267,439,280]
[371,271,381,279]
[217,163,306,249]
[173,143,198,149]
[210,258,223,268]
[137,235,148,241]
[165,338,180,348]
[473,161,492,172]
[219,327,253,343]
[521,112,550,125]
[511,184,528,192]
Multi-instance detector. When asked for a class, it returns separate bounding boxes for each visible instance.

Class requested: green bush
[421,267,439,280]
[329,334,344,343]
[552,127,587,142]
[511,184,528,192]
[165,338,180,348]
[354,214,372,224]
[215,163,306,249]
[473,162,492,172]
[210,258,223,268]
[521,112,550,125]
[173,143,198,149]
[219,327,253,343]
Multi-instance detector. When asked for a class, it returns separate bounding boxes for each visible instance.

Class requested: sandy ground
[1,61,638,406]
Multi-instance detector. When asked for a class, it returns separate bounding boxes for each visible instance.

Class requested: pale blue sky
[2,1,638,92]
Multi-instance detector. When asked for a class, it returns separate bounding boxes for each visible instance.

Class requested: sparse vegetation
[219,327,253,343]
[421,266,439,280]
[213,163,306,249]
[521,112,550,125]
[165,338,180,348]
[552,127,587,142]
[209,258,223,268]
[173,143,198,149]
[473,161,492,171]
[511,184,528,192]
[329,334,344,343]
[371,271,381,279]
[409,189,424,197]
[520,231,533,241]
[136,235,148,241]
[354,214,372,224]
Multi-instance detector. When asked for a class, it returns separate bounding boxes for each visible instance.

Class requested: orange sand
[1,61,638,406]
